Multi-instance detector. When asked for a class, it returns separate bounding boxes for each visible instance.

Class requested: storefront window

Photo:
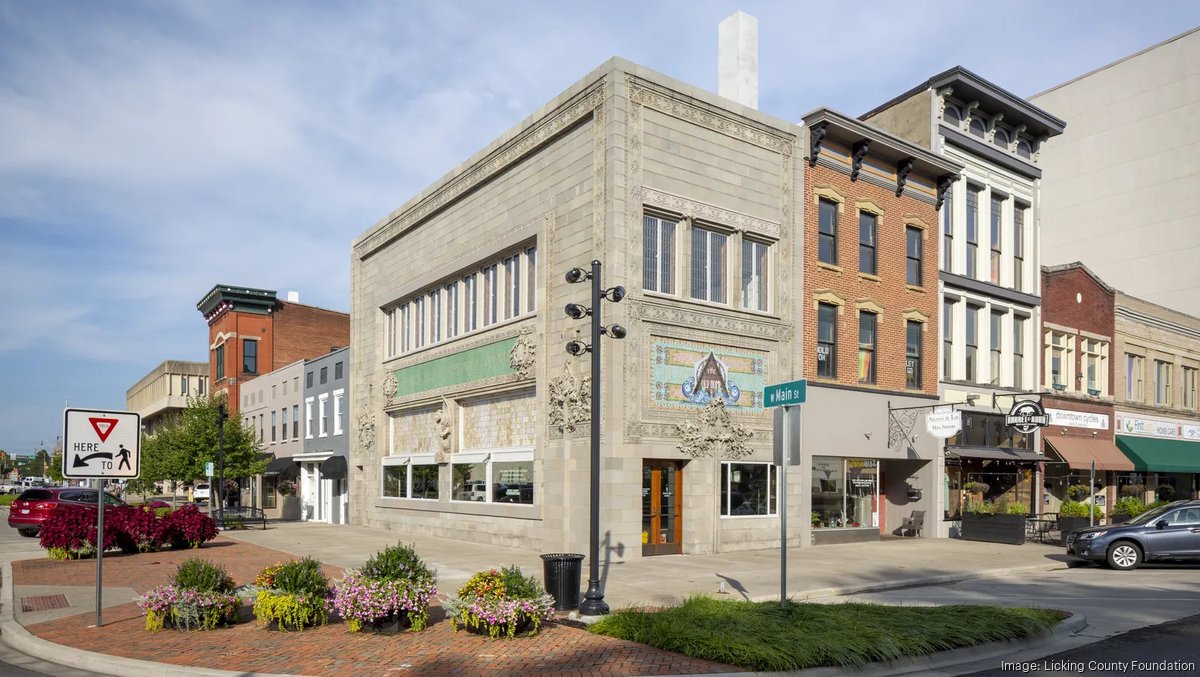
[493,460,534,504]
[720,462,777,516]
[411,465,438,499]
[453,462,488,501]
[383,465,406,498]
[945,413,1033,451]
[812,457,878,529]
[382,459,439,499]
[262,475,277,509]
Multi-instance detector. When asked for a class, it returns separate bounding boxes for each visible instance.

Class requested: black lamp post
[217,404,228,512]
[564,259,626,617]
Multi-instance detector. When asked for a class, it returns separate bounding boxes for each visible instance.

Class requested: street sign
[205,461,215,477]
[62,408,141,479]
[764,379,807,408]
[772,406,802,466]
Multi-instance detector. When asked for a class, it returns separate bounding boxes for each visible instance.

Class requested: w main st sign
[62,408,141,479]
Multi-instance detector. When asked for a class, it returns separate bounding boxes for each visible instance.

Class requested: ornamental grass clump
[252,557,330,631]
[330,543,438,633]
[444,565,555,639]
[137,558,240,632]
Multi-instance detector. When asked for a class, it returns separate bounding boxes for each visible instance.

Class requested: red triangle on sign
[89,417,119,443]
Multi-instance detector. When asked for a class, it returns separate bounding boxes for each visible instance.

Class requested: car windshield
[1125,503,1174,525]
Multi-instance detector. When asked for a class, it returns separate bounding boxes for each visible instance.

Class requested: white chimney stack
[287,291,300,303]
[718,11,758,110]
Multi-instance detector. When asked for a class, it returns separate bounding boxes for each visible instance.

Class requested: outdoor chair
[901,510,925,537]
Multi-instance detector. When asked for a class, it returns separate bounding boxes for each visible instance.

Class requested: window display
[812,457,878,529]
[720,462,777,516]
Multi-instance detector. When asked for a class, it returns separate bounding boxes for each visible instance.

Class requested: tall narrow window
[386,307,397,357]
[463,274,477,332]
[1126,354,1144,401]
[181,376,188,395]
[943,301,954,380]
[1013,204,1026,292]
[292,404,299,438]
[818,198,838,265]
[446,282,459,338]
[334,361,343,380]
[817,303,837,379]
[1155,360,1172,405]
[525,246,537,311]
[1048,331,1072,389]
[859,211,877,275]
[319,394,328,437]
[504,255,519,319]
[1083,339,1107,394]
[1013,317,1025,390]
[429,289,441,343]
[242,339,257,374]
[858,312,877,384]
[482,265,498,326]
[400,303,411,353]
[413,296,425,348]
[305,399,313,439]
[941,189,954,272]
[965,305,978,382]
[906,226,922,286]
[215,345,224,380]
[643,215,677,294]
[965,187,979,279]
[990,194,1003,284]
[271,411,277,443]
[990,311,1004,385]
[906,321,922,389]
[320,366,328,385]
[333,390,344,435]
[1183,367,1198,410]
[741,239,768,311]
[690,226,728,303]
[281,408,289,441]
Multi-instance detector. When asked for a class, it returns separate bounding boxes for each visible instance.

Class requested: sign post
[767,379,806,609]
[62,408,141,628]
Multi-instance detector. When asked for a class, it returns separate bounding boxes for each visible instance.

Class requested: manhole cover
[21,594,69,612]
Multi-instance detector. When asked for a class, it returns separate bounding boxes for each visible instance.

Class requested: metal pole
[1089,460,1096,528]
[217,405,226,515]
[580,259,609,616]
[95,478,104,627]
[779,410,788,609]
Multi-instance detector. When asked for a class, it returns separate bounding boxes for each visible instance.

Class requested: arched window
[943,104,961,126]
[969,117,987,138]
[1016,139,1033,159]
[993,128,1010,149]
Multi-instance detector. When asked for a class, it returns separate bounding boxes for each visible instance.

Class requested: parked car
[1066,500,1200,570]
[192,483,211,503]
[7,487,127,537]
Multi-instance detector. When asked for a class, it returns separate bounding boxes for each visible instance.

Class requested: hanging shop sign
[1005,400,1049,435]
[926,409,963,439]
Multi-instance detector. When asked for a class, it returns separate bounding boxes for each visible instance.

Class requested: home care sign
[63,408,141,479]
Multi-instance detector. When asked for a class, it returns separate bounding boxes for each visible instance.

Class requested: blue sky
[1,0,1197,455]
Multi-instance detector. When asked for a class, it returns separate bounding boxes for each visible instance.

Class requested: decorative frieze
[626,299,792,340]
[642,188,782,240]
[675,399,754,459]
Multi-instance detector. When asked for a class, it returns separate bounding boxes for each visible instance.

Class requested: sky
[1,0,1197,455]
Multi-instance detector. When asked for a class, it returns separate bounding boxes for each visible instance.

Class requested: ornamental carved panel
[509,330,536,380]
[676,399,753,459]
[548,363,591,433]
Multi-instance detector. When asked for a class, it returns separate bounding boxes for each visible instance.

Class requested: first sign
[62,408,141,479]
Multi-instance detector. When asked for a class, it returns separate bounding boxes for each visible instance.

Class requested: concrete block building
[125,360,209,434]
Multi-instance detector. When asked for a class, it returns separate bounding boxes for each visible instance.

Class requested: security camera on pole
[563,260,626,617]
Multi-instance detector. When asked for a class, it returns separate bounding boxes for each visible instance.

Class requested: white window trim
[304,397,314,439]
[318,393,329,438]
[332,389,344,435]
[382,453,438,500]
[449,447,534,505]
[720,461,778,518]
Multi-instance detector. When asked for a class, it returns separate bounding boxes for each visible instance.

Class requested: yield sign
[89,417,119,443]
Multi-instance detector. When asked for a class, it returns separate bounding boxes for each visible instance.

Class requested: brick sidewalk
[14,537,734,676]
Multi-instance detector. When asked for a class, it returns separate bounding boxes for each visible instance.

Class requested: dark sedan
[7,487,126,537]
[1066,500,1200,570]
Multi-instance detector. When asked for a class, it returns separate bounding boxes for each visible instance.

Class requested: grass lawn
[589,596,1064,672]
[0,494,16,506]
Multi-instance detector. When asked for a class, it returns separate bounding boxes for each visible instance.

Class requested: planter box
[1057,516,1094,546]
[280,496,302,521]
[1109,513,1133,525]
[812,527,880,546]
[961,513,1026,545]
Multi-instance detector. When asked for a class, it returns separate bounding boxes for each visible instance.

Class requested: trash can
[540,553,584,611]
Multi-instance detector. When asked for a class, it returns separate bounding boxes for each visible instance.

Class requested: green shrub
[270,557,329,596]
[361,542,435,584]
[1059,501,1102,519]
[1006,502,1029,515]
[968,502,996,515]
[172,558,235,593]
[1112,496,1146,516]
[1120,483,1145,497]
[498,564,544,600]
[254,590,327,631]
[1066,484,1092,501]
[963,482,990,494]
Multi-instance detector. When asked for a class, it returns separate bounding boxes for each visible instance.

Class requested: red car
[7,487,126,537]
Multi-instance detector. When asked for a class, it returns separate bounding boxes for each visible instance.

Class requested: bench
[212,506,267,530]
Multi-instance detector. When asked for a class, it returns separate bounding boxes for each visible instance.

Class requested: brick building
[799,109,961,544]
[196,286,350,416]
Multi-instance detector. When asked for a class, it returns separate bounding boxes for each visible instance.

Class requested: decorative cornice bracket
[850,140,870,182]
[936,174,957,210]
[808,121,828,167]
[895,158,914,197]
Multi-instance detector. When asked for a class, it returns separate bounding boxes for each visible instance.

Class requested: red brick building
[197,285,350,416]
[798,109,962,544]
[1040,263,1130,515]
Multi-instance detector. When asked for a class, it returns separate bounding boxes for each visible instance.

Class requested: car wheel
[17,528,39,538]
[1106,541,1142,570]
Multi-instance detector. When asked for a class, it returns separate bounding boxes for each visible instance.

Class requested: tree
[34,448,50,477]
[47,451,64,483]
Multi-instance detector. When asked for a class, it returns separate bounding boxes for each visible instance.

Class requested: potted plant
[252,557,330,631]
[444,565,556,638]
[330,542,438,633]
[1119,483,1145,498]
[137,558,241,632]
[1110,496,1146,525]
[1057,501,1103,546]
[1066,484,1092,502]
[960,500,1026,545]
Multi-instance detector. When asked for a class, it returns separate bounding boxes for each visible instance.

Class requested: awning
[945,447,1045,462]
[264,457,300,477]
[320,455,347,480]
[1116,435,1200,473]
[1044,436,1134,472]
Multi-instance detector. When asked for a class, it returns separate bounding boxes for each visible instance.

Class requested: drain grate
[21,594,70,612]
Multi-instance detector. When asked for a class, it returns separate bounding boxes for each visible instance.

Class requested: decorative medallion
[382,373,398,405]
[675,399,753,459]
[356,411,376,452]
[509,330,536,379]
[548,363,591,432]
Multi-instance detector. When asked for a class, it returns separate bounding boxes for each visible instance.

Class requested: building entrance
[642,460,683,556]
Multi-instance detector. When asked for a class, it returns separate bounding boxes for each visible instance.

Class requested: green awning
[1116,435,1200,473]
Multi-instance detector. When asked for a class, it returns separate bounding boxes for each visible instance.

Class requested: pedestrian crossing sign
[62,408,141,479]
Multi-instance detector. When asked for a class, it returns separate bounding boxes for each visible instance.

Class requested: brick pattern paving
[16,538,733,676]
[21,594,69,612]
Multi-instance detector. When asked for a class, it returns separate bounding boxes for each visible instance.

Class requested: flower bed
[329,542,438,633]
[444,565,555,639]
[137,558,241,632]
[38,503,217,559]
[252,557,330,631]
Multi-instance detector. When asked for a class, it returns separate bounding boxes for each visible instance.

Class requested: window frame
[642,214,677,295]
[741,238,770,312]
[318,393,329,438]
[818,198,839,266]
[720,461,778,518]
[858,311,877,384]
[989,193,1004,285]
[817,302,838,379]
[905,320,923,389]
[689,225,730,304]
[943,300,954,380]
[965,187,979,279]
[333,389,344,435]
[1155,360,1173,406]
[305,397,314,439]
[1013,316,1025,390]
[242,339,258,374]
[965,305,979,382]
[990,310,1004,386]
[858,211,877,276]
[382,454,440,500]
[1013,203,1026,292]
[906,226,923,286]
[449,448,535,505]
[941,189,954,273]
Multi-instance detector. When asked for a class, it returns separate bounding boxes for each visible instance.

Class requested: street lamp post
[564,259,626,617]
[217,404,228,512]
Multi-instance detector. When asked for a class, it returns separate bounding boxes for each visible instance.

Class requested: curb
[785,562,1066,601]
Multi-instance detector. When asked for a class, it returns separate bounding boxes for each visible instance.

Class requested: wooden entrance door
[642,460,683,556]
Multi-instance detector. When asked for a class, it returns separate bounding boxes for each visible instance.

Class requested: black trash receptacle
[540,553,584,611]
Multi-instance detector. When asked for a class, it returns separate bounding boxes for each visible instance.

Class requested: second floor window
[643,215,677,294]
[306,371,313,388]
[741,239,769,311]
[906,226,922,286]
[858,312,877,384]
[464,275,478,332]
[446,281,459,339]
[965,305,979,382]
[818,198,838,265]
[817,302,837,379]
[990,194,1003,285]
[243,339,257,374]
[990,311,1004,386]
[905,321,922,389]
[1013,317,1025,390]
[1155,360,1172,406]
[281,408,288,441]
[271,411,277,443]
[943,301,954,380]
[335,361,343,380]
[214,345,225,380]
[292,404,299,438]
[429,289,441,342]
[858,211,877,275]
[941,189,953,273]
[504,255,520,320]
[181,376,188,395]
[320,366,328,384]
[1184,367,1198,410]
[1013,205,1026,292]
[1083,339,1108,394]
[690,226,728,304]
[965,187,979,279]
[1126,354,1144,401]
[1047,331,1074,389]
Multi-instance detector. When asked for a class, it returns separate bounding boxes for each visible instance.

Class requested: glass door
[642,460,683,556]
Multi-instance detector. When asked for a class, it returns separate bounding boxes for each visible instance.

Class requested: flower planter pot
[960,513,1026,545]
[459,612,534,637]
[280,496,302,521]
